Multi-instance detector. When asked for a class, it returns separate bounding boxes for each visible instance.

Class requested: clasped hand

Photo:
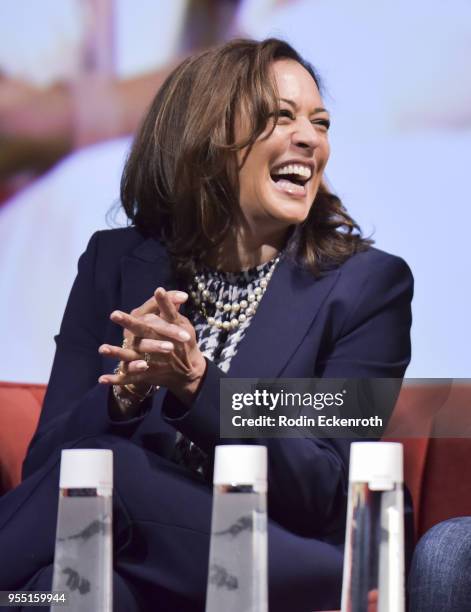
[98,287,206,404]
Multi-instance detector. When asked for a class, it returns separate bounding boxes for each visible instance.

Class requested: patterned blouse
[171,255,280,476]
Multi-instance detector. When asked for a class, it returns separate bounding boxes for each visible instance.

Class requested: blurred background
[0,0,469,383]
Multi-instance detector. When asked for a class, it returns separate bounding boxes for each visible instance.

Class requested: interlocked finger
[154,287,180,323]
[126,356,166,374]
[132,338,175,355]
[99,368,151,386]
[130,289,188,319]
[99,343,141,363]
[110,310,191,343]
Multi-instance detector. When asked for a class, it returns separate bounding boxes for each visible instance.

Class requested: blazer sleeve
[161,252,413,538]
[22,232,146,479]
[317,252,414,377]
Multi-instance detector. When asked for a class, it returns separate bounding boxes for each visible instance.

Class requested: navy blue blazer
[24,227,413,541]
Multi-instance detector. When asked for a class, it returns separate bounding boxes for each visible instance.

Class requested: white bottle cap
[59,449,113,489]
[349,442,403,489]
[213,445,267,488]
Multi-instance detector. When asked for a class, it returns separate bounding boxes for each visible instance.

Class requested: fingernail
[161,341,174,351]
[175,291,188,301]
[135,361,149,370]
[155,287,166,297]
[111,311,123,320]
[99,376,109,384]
[179,330,191,341]
[99,345,110,354]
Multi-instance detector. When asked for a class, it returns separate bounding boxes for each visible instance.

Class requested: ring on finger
[114,364,124,376]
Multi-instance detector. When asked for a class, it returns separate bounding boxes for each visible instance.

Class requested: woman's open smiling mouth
[269,161,314,198]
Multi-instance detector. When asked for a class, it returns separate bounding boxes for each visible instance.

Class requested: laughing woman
[0,39,413,611]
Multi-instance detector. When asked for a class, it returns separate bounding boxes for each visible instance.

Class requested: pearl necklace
[190,254,281,331]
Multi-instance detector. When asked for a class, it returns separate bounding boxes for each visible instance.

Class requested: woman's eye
[312,119,331,131]
[278,109,294,120]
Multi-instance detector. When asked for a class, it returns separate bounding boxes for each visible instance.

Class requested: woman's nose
[291,118,318,150]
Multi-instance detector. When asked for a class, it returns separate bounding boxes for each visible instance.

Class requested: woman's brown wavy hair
[121,38,372,280]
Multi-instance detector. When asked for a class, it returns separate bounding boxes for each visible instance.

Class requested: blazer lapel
[119,238,178,313]
[227,258,340,378]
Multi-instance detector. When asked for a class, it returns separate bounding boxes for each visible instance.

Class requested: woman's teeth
[272,163,312,181]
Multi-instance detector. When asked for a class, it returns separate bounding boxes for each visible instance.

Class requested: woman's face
[237,59,330,234]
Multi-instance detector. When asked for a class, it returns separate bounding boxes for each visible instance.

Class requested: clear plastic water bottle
[341,442,405,612]
[205,445,268,612]
[51,449,113,611]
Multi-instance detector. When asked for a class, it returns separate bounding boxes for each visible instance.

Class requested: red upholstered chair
[1,380,471,539]
[384,381,471,540]
[413,383,471,537]
[0,382,44,494]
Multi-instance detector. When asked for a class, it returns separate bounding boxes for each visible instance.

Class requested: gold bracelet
[123,383,155,401]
